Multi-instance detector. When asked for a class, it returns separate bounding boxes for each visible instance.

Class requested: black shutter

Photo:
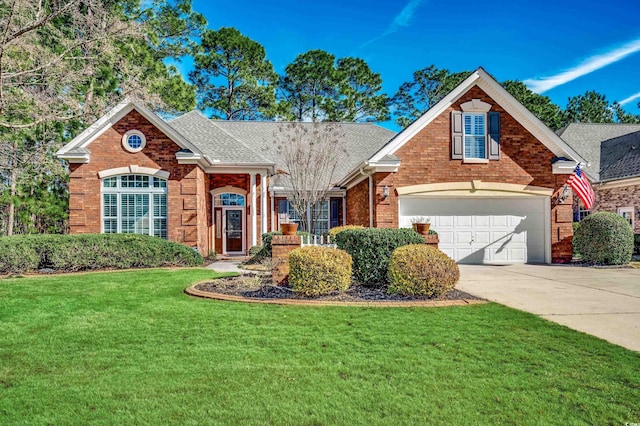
[451,111,463,159]
[488,111,500,160]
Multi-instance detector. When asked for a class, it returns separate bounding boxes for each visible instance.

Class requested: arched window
[102,174,168,238]
[214,193,245,207]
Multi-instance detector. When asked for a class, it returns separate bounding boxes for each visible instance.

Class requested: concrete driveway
[457,264,640,352]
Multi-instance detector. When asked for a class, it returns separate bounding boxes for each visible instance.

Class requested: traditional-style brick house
[558,123,640,233]
[57,68,585,263]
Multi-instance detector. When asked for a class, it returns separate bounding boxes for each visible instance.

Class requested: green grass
[1,269,639,425]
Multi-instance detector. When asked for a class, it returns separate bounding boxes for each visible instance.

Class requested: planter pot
[280,223,298,236]
[415,223,431,235]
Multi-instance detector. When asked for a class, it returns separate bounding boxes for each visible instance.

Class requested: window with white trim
[214,193,245,206]
[101,174,167,238]
[618,207,634,227]
[122,130,146,153]
[278,200,329,235]
[463,113,486,159]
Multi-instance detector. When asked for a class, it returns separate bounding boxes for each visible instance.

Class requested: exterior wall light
[382,185,390,200]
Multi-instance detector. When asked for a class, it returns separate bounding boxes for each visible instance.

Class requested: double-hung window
[463,113,486,159]
[102,174,168,238]
[452,99,499,161]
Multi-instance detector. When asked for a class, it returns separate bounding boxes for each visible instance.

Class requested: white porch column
[270,191,275,231]
[250,173,257,247]
[261,173,268,235]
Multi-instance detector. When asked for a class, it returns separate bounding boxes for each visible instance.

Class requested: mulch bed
[195,273,482,303]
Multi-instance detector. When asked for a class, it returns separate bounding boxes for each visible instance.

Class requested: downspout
[359,166,374,228]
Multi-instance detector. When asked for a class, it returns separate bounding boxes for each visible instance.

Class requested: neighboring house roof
[368,67,586,167]
[558,123,640,182]
[210,121,396,186]
[168,111,273,165]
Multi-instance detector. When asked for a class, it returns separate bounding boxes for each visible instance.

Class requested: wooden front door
[225,209,244,252]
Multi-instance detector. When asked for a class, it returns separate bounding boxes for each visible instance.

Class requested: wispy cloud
[360,0,426,49]
[524,38,640,93]
[619,91,640,106]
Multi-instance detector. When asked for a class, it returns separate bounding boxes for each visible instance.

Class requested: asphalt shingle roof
[168,111,272,164]
[558,123,640,182]
[167,112,396,185]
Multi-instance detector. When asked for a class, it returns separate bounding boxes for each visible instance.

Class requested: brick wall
[346,177,370,226]
[271,235,301,285]
[592,183,640,233]
[68,110,210,254]
[355,85,572,262]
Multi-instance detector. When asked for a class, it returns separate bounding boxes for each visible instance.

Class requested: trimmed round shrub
[573,212,634,265]
[388,244,460,297]
[334,228,425,286]
[328,225,364,239]
[288,246,352,297]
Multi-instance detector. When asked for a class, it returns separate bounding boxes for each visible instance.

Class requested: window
[101,174,167,238]
[463,113,486,159]
[278,200,329,235]
[214,193,245,206]
[122,130,146,153]
[618,207,634,227]
[452,99,499,161]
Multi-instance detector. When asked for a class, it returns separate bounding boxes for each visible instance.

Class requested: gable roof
[368,68,586,166]
[211,121,396,185]
[168,111,273,165]
[558,123,640,182]
[56,99,203,160]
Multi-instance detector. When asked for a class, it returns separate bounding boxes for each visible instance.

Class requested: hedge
[388,244,459,297]
[334,228,425,286]
[635,234,640,255]
[573,212,634,265]
[288,246,352,296]
[0,234,203,274]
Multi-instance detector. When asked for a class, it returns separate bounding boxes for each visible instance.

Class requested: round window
[122,130,146,153]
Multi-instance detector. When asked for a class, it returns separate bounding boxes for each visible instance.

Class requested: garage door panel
[492,215,508,227]
[399,197,546,264]
[456,231,472,244]
[474,231,491,245]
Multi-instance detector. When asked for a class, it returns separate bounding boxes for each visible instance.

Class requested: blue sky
[181,0,640,128]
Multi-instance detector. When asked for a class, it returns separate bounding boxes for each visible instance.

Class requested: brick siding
[592,183,640,233]
[346,85,573,262]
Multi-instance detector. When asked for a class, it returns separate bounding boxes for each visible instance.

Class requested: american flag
[567,165,595,210]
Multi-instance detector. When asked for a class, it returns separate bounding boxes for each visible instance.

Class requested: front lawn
[1,269,638,424]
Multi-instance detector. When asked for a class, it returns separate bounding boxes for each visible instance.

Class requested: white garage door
[399,197,547,264]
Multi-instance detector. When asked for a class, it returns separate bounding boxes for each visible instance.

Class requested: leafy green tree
[278,50,339,122]
[0,0,205,235]
[391,66,472,128]
[330,58,389,122]
[501,80,564,130]
[564,90,615,124]
[190,27,277,120]
[278,50,389,122]
[612,102,640,124]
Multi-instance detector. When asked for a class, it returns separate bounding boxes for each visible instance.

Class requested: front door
[225,209,244,253]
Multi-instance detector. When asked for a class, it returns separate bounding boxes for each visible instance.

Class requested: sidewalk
[205,260,250,274]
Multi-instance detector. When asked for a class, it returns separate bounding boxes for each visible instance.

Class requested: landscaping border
[185,282,487,307]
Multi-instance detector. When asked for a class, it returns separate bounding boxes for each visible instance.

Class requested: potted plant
[411,217,431,235]
[280,217,298,235]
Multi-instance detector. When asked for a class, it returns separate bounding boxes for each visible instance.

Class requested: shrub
[261,230,312,257]
[635,234,640,255]
[334,228,425,286]
[573,212,634,265]
[328,225,364,239]
[0,234,203,274]
[249,246,262,256]
[388,244,460,297]
[288,246,352,296]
